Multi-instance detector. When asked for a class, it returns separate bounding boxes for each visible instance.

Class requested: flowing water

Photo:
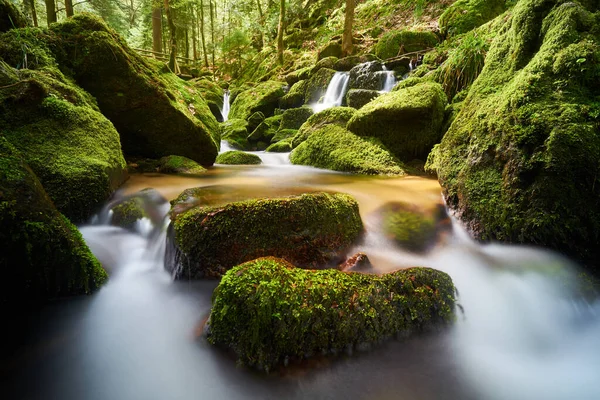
[3,155,600,400]
[379,67,397,93]
[221,90,230,122]
[311,72,350,113]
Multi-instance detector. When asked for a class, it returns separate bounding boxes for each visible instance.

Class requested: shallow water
[3,160,599,400]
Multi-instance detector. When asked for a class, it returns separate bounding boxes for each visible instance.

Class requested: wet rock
[215,151,262,165]
[346,89,380,109]
[334,55,379,71]
[338,252,373,272]
[304,67,336,104]
[348,61,385,91]
[157,155,207,174]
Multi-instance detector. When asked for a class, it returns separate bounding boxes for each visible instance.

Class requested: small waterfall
[221,90,230,122]
[311,71,350,113]
[381,66,397,92]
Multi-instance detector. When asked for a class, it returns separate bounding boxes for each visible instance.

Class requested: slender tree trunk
[276,0,285,64]
[185,27,190,59]
[191,5,197,61]
[23,0,38,26]
[45,0,57,24]
[341,0,355,57]
[152,5,163,53]
[210,0,215,76]
[256,0,264,49]
[199,0,209,68]
[164,0,180,74]
[65,0,74,17]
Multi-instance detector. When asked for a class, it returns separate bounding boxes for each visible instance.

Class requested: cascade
[380,66,397,92]
[311,71,350,113]
[222,90,230,122]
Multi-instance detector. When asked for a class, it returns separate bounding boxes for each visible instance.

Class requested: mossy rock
[272,128,298,143]
[279,107,314,130]
[247,111,266,132]
[167,192,364,278]
[279,80,308,109]
[110,198,149,230]
[284,67,311,86]
[304,67,336,104]
[229,80,286,120]
[317,42,343,60]
[292,106,357,148]
[374,30,439,60]
[348,61,387,91]
[43,14,219,165]
[157,155,207,174]
[207,257,455,372]
[346,89,381,109]
[347,82,448,162]
[0,62,127,221]
[215,150,262,165]
[291,125,408,176]
[311,56,339,75]
[265,139,292,153]
[0,137,107,310]
[0,0,26,33]
[334,55,379,71]
[222,118,251,150]
[439,0,507,37]
[248,115,282,142]
[192,78,225,122]
[428,0,600,271]
[393,77,427,91]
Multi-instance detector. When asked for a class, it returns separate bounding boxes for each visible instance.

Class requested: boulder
[221,118,251,150]
[346,89,380,109]
[304,67,336,104]
[290,125,408,175]
[166,192,363,278]
[428,0,600,270]
[439,0,507,37]
[247,111,266,132]
[347,82,448,161]
[191,78,225,122]
[348,61,392,91]
[279,80,308,109]
[215,150,262,165]
[279,107,314,130]
[265,139,292,153]
[248,115,282,142]
[334,55,379,71]
[284,67,311,86]
[228,80,286,120]
[207,257,455,371]
[0,138,107,309]
[292,106,357,148]
[317,41,343,60]
[272,129,298,143]
[374,30,439,60]
[0,0,26,33]
[157,155,207,174]
[311,56,338,75]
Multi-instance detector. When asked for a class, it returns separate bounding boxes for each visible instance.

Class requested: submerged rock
[207,257,455,372]
[215,150,262,165]
[428,0,600,270]
[292,106,357,148]
[166,192,363,278]
[347,82,447,162]
[0,138,107,309]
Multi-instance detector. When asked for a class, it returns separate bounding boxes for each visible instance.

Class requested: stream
[2,148,599,400]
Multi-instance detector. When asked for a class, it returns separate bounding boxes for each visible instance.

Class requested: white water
[222,91,230,121]
[380,66,396,92]
[311,71,350,113]
[219,139,291,165]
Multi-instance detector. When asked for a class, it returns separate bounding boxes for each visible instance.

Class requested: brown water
[3,160,599,400]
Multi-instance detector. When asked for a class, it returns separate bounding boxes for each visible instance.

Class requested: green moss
[248,115,283,143]
[317,41,343,60]
[247,111,266,131]
[191,77,225,121]
[228,80,286,120]
[430,0,600,270]
[207,257,455,372]
[0,63,127,222]
[279,79,308,109]
[292,106,357,148]
[311,56,339,75]
[380,202,438,252]
[374,30,439,60]
[0,0,27,32]
[157,155,207,174]
[222,118,251,150]
[266,139,293,152]
[168,192,364,278]
[0,137,107,309]
[347,82,448,162]
[291,125,408,175]
[439,0,508,37]
[346,89,380,109]
[272,128,298,143]
[279,106,314,130]
[304,67,336,104]
[110,198,149,229]
[215,150,262,165]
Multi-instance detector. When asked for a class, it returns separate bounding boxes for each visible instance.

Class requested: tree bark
[164,0,180,74]
[65,0,74,17]
[191,5,197,61]
[152,4,163,53]
[199,0,209,68]
[256,0,264,49]
[24,0,38,26]
[341,0,355,57]
[45,0,57,25]
[276,0,285,64]
[210,0,215,76]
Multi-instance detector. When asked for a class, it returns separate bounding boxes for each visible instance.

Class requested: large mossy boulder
[279,79,308,109]
[292,106,356,148]
[291,126,408,175]
[317,41,343,60]
[207,257,455,372]
[248,115,282,143]
[346,89,380,109]
[215,150,262,165]
[0,138,107,309]
[222,118,251,150]
[374,30,439,60]
[439,0,507,37]
[0,62,127,221]
[228,80,285,120]
[192,78,225,122]
[428,0,600,270]
[304,67,336,104]
[0,0,27,33]
[347,82,448,161]
[279,107,314,130]
[166,192,363,278]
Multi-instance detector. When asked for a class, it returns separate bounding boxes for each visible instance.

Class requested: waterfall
[222,90,230,122]
[381,66,397,92]
[311,72,350,113]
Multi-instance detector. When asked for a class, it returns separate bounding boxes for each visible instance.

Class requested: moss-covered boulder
[192,78,225,122]
[374,30,439,60]
[311,56,338,75]
[439,0,507,37]
[346,89,380,109]
[334,55,379,71]
[215,150,262,165]
[428,0,600,270]
[247,111,266,132]
[272,128,298,143]
[207,257,455,371]
[291,126,408,175]
[0,62,127,221]
[110,197,149,230]
[284,67,311,86]
[304,67,336,104]
[0,0,27,33]
[167,192,363,278]
[279,107,314,130]
[222,118,251,150]
[347,82,448,161]
[292,106,356,148]
[0,137,107,309]
[228,81,285,120]
[265,139,292,153]
[157,155,207,174]
[317,41,343,60]
[248,114,282,142]
[279,79,308,109]
[348,61,387,91]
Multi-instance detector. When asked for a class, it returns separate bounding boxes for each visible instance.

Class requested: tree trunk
[23,0,38,26]
[199,0,209,68]
[45,0,57,25]
[164,0,180,74]
[65,0,74,17]
[185,26,190,59]
[152,5,162,53]
[256,0,264,49]
[276,0,285,64]
[210,0,215,77]
[191,5,197,61]
[341,0,355,57]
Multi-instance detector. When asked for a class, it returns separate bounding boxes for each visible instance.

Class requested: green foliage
[208,257,456,372]
[215,150,262,165]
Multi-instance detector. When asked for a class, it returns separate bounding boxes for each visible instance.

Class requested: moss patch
[228,81,286,120]
[279,107,314,130]
[0,0,27,32]
[292,106,356,148]
[222,118,251,150]
[305,67,337,104]
[374,30,439,60]
[158,155,207,174]
[439,0,508,37]
[215,150,262,165]
[207,257,455,372]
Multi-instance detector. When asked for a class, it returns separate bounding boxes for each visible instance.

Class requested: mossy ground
[208,257,455,372]
[439,0,508,37]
